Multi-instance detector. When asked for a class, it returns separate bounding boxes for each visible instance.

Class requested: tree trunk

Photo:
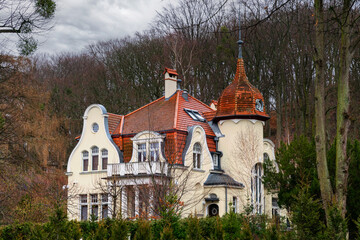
[314,0,333,223]
[335,0,352,218]
[276,82,282,147]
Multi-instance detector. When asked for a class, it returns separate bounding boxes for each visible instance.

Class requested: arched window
[92,146,99,170]
[101,149,108,170]
[251,163,263,214]
[193,143,201,169]
[82,151,89,171]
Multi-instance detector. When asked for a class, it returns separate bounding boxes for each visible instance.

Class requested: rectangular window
[102,204,108,219]
[213,154,219,168]
[127,186,135,218]
[91,194,98,219]
[150,142,159,161]
[102,157,108,170]
[80,194,87,203]
[138,143,146,162]
[83,151,89,171]
[92,155,98,170]
[80,194,88,221]
[83,159,89,171]
[233,196,237,213]
[81,205,88,221]
[193,153,201,169]
[101,194,109,219]
[139,186,149,218]
[102,149,108,170]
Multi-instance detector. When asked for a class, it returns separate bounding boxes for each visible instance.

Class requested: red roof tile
[202,111,216,121]
[108,113,123,134]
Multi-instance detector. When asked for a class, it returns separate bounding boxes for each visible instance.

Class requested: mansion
[66,41,280,220]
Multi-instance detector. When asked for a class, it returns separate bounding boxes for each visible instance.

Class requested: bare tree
[0,0,56,55]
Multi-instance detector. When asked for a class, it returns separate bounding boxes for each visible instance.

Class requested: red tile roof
[107,113,123,134]
[215,58,270,121]
[122,91,215,137]
[107,91,217,164]
[163,67,178,76]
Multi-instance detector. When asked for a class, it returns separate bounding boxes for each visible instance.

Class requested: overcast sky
[2,0,174,55]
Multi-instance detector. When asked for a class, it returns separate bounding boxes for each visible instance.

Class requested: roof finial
[237,4,243,59]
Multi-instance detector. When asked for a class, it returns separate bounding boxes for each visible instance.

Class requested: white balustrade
[107,162,168,177]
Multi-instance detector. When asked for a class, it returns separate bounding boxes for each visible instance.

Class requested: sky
[1,0,174,55]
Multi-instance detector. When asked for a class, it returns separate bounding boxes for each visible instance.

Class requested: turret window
[92,147,99,170]
[193,143,202,169]
[82,151,89,172]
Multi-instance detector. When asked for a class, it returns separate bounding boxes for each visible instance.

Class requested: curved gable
[66,104,122,173]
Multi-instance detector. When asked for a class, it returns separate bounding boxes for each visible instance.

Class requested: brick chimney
[163,68,178,99]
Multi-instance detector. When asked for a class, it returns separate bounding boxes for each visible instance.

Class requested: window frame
[101,149,108,170]
[91,146,99,171]
[130,131,165,163]
[150,142,160,162]
[137,143,147,162]
[184,108,206,122]
[82,151,89,172]
[90,194,99,219]
[233,196,238,213]
[101,194,109,219]
[80,194,88,221]
[251,163,263,214]
[193,143,202,169]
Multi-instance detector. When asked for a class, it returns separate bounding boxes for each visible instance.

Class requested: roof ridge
[125,96,165,117]
[108,112,123,117]
[173,91,180,129]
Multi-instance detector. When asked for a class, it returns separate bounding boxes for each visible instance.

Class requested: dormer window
[184,109,206,122]
[92,147,99,170]
[193,143,202,169]
[130,131,165,163]
[138,143,147,162]
[150,142,159,161]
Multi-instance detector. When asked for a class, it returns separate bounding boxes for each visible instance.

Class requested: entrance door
[208,204,219,217]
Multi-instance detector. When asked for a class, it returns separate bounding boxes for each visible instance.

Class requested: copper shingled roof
[214,58,269,121]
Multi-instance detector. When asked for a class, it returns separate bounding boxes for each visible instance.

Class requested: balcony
[107,161,168,177]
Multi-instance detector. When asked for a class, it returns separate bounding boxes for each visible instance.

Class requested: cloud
[35,0,173,54]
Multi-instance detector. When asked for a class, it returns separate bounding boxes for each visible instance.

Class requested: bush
[222,211,243,240]
[110,218,128,240]
[134,219,152,240]
[185,215,202,240]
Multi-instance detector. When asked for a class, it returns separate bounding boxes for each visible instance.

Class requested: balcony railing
[107,162,168,177]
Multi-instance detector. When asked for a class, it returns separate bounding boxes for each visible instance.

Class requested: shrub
[222,211,243,240]
[110,218,128,240]
[185,215,202,240]
[134,219,152,240]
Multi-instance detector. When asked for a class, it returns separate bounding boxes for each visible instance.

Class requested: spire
[237,5,243,59]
